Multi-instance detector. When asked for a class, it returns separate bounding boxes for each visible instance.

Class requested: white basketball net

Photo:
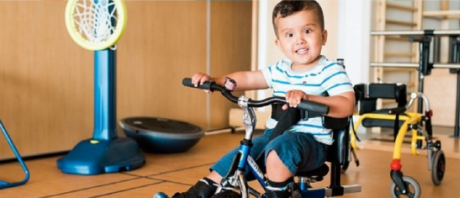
[72,0,118,43]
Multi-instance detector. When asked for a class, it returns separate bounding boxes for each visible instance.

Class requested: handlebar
[406,92,431,112]
[182,78,329,115]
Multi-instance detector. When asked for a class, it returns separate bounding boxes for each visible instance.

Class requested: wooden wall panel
[0,1,208,160]
[209,1,252,130]
[117,1,208,129]
[0,1,94,159]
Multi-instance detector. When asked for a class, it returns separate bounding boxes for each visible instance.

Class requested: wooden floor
[1,130,460,198]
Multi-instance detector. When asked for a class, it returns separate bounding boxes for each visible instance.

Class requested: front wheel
[431,149,446,185]
[390,176,421,198]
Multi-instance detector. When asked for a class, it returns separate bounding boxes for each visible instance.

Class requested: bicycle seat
[296,164,329,181]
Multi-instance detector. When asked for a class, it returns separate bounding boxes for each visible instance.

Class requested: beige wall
[318,0,338,60]
[209,2,252,130]
[0,1,252,159]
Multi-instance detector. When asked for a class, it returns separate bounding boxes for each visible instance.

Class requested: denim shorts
[210,129,329,178]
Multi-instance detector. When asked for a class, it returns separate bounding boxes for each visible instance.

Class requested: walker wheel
[390,176,421,198]
[434,140,442,150]
[431,149,446,185]
[153,192,169,198]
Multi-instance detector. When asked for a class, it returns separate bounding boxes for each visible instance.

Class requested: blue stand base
[57,137,145,175]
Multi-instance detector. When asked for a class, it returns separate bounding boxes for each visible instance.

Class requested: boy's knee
[266,150,281,164]
[266,150,294,181]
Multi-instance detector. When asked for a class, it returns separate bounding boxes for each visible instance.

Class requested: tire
[390,176,421,198]
[431,150,446,185]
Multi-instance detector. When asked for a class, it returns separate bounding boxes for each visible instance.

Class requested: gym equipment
[57,0,145,175]
[349,83,445,198]
[64,0,127,51]
[120,117,204,153]
[0,120,30,189]
[366,30,460,197]
[154,78,361,198]
[370,30,460,138]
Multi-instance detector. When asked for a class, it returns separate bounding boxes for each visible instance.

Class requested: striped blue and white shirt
[261,56,354,145]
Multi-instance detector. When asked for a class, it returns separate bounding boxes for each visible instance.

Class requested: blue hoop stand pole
[57,48,145,175]
[93,48,118,141]
[0,119,30,189]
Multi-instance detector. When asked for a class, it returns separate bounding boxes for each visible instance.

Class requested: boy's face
[274,10,327,69]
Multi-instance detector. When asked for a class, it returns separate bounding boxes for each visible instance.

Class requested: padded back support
[357,83,407,115]
[323,117,349,130]
[322,87,360,164]
[359,98,377,115]
[368,83,407,107]
[353,84,366,100]
[327,128,349,164]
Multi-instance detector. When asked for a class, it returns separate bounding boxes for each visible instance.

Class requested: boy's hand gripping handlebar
[182,78,329,115]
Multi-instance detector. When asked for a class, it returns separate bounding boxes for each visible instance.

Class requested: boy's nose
[296,38,305,45]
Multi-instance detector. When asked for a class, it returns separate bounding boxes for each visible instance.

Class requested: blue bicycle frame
[223,97,331,198]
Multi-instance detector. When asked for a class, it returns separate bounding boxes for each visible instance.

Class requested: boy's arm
[307,91,355,118]
[204,71,269,92]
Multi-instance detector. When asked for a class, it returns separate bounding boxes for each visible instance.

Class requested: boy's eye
[286,33,293,38]
[304,29,311,34]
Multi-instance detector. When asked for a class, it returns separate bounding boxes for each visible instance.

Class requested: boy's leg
[265,151,294,198]
[210,129,273,179]
[264,132,328,198]
[265,132,328,176]
[171,129,274,198]
[266,150,292,182]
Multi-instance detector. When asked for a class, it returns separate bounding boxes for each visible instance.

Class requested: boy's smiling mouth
[295,48,308,54]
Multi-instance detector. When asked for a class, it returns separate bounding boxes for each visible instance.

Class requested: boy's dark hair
[272,0,324,37]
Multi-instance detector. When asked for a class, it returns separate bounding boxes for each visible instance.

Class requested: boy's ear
[322,30,328,45]
[275,38,281,48]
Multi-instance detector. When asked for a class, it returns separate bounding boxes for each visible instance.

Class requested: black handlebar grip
[182,78,214,90]
[388,106,406,114]
[297,100,329,115]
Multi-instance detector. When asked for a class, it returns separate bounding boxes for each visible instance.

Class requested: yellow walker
[347,83,445,198]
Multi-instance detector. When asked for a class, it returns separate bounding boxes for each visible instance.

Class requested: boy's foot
[171,178,217,198]
[211,190,240,198]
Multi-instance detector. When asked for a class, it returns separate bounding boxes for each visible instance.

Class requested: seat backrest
[368,83,407,106]
[326,128,349,164]
[323,87,363,164]
[354,83,407,115]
